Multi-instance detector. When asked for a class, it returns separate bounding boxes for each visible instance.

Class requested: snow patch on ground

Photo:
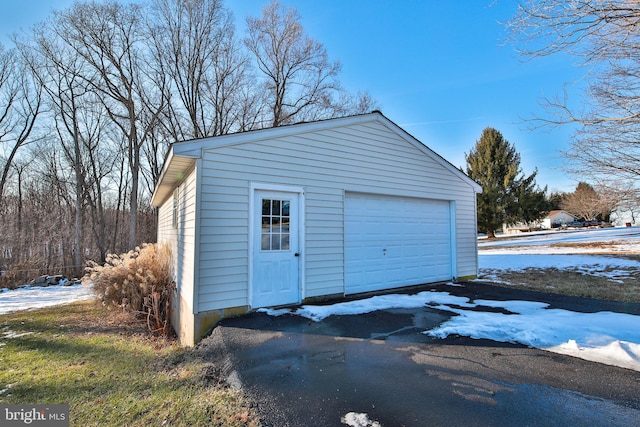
[479,254,640,282]
[478,227,640,283]
[1,330,33,339]
[262,288,640,372]
[0,283,93,315]
[426,297,640,371]
[260,291,472,322]
[478,227,640,254]
[0,383,15,396]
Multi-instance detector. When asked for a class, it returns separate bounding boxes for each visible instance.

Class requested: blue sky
[0,0,586,193]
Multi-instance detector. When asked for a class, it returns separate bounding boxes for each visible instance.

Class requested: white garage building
[151,111,482,345]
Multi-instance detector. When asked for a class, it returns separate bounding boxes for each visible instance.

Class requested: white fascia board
[150,147,176,207]
[177,114,380,153]
[150,146,199,207]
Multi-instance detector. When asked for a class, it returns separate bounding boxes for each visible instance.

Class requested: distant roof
[545,210,576,219]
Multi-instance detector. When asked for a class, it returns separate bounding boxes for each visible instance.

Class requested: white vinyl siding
[194,120,478,312]
[157,167,197,314]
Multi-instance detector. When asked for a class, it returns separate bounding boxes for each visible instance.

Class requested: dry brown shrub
[84,243,175,336]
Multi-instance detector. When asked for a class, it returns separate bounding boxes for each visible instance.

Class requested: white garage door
[345,193,452,295]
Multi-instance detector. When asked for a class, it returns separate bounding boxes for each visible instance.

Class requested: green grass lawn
[0,301,259,426]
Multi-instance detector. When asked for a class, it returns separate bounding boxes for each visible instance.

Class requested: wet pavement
[200,282,640,426]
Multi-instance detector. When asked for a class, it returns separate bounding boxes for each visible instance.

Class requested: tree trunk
[128,119,140,250]
[73,122,83,274]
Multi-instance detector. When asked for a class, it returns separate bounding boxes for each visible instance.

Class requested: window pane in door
[271,234,281,250]
[261,233,270,250]
[272,216,281,233]
[260,198,292,251]
[281,233,290,250]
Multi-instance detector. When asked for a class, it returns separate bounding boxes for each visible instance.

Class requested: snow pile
[0,283,93,315]
[262,289,640,372]
[426,296,640,371]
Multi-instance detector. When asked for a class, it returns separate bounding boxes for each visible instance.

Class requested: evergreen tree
[547,191,564,211]
[505,172,549,227]
[465,127,547,238]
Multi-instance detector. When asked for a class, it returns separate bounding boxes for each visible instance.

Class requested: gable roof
[545,210,577,219]
[151,111,482,207]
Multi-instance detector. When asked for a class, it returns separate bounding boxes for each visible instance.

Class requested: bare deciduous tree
[507,1,640,187]
[561,181,618,221]
[609,181,640,224]
[150,0,255,139]
[18,27,91,271]
[55,1,166,250]
[0,43,42,202]
[245,0,342,127]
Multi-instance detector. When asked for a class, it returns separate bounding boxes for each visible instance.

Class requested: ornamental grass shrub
[85,243,175,336]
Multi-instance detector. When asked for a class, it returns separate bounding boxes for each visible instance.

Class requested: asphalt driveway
[198,282,640,426]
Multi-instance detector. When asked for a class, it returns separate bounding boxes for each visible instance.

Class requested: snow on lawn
[478,226,640,253]
[0,283,94,315]
[478,227,640,282]
[479,254,640,282]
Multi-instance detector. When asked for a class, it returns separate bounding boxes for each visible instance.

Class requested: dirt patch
[481,268,640,303]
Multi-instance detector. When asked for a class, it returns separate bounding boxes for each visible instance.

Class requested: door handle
[294,253,300,257]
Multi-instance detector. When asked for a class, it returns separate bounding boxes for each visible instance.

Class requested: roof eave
[150,147,198,207]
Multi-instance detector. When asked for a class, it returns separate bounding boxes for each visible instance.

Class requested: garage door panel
[345,193,452,294]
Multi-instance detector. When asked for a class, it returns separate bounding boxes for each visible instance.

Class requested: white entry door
[252,190,300,307]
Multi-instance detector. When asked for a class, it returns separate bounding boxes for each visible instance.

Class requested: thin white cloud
[400,117,486,127]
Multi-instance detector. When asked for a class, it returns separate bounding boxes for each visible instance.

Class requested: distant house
[542,210,577,229]
[502,222,540,234]
[151,111,482,346]
[503,210,577,234]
